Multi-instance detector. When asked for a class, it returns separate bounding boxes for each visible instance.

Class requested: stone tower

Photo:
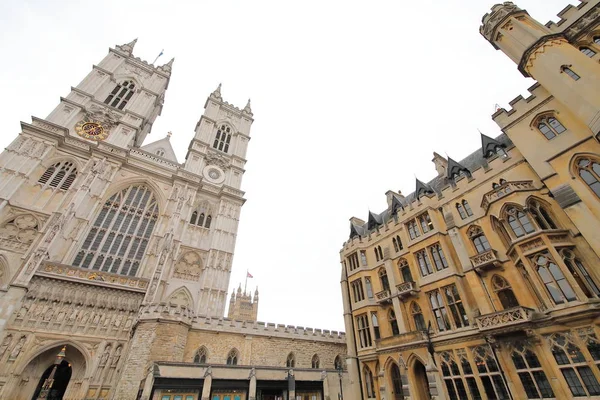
[227,285,259,322]
[0,39,253,400]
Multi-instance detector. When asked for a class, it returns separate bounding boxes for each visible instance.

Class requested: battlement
[491,83,551,129]
[480,2,524,42]
[545,1,591,33]
[112,39,174,77]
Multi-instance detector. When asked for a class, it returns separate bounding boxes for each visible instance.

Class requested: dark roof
[447,157,469,179]
[415,178,434,199]
[348,133,513,238]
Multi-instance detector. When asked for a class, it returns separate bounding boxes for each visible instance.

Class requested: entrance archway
[31,360,72,400]
[13,344,87,400]
[412,359,431,400]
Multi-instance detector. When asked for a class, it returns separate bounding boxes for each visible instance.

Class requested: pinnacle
[211,83,223,101]
[243,98,253,115]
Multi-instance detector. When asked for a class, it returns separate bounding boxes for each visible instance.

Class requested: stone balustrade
[396,281,418,299]
[476,306,534,331]
[481,180,535,210]
[470,249,500,271]
[375,289,392,303]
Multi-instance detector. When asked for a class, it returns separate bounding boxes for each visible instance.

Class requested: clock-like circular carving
[202,165,225,184]
[208,169,221,179]
[75,120,108,141]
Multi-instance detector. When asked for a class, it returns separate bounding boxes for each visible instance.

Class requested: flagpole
[244,269,248,295]
[152,49,164,65]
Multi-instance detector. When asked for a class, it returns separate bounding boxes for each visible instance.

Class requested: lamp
[36,346,66,400]
[337,365,344,400]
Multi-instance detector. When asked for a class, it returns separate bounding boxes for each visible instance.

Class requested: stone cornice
[518,34,565,77]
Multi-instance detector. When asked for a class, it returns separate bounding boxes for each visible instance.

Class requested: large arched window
[286,352,295,368]
[311,354,320,369]
[410,302,426,331]
[561,249,600,298]
[533,254,577,304]
[528,199,558,230]
[468,226,491,254]
[72,185,159,276]
[549,333,600,397]
[398,258,413,283]
[388,309,400,336]
[104,80,136,110]
[505,206,535,238]
[390,363,403,400]
[38,161,78,191]
[378,268,390,292]
[536,115,567,140]
[213,124,232,153]
[227,349,239,365]
[576,157,600,198]
[491,275,519,309]
[364,366,376,399]
[193,346,208,364]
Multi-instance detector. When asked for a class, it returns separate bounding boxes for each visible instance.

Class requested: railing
[375,289,392,303]
[470,250,500,270]
[396,281,418,299]
[476,306,534,331]
[481,181,535,210]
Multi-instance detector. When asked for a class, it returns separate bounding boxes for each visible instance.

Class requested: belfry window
[104,80,136,110]
[561,65,581,81]
[72,185,158,276]
[189,211,212,229]
[580,47,597,57]
[536,116,566,140]
[576,157,600,198]
[38,161,78,191]
[213,124,232,153]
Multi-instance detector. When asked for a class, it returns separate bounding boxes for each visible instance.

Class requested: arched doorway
[390,363,404,400]
[13,344,87,400]
[412,359,431,400]
[30,360,72,400]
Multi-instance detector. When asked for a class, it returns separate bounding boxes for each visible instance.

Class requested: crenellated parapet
[491,83,552,130]
[480,2,524,43]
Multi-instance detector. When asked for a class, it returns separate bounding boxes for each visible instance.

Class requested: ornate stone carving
[0,214,39,252]
[205,151,229,170]
[480,2,522,41]
[0,334,12,359]
[9,336,26,360]
[173,252,203,281]
[111,345,122,367]
[84,104,121,131]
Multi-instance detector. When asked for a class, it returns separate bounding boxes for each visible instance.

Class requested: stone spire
[116,38,137,55]
[210,83,223,101]
[243,99,253,116]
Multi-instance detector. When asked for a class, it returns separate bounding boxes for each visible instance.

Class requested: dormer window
[580,47,596,57]
[561,66,581,81]
[536,116,566,140]
[213,124,232,153]
[105,80,136,110]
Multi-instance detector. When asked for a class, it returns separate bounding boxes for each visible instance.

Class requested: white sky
[0,0,573,331]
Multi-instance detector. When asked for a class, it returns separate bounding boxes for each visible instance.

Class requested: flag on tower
[247,272,254,279]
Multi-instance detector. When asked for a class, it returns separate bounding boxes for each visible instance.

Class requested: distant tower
[227,285,259,322]
[481,2,600,134]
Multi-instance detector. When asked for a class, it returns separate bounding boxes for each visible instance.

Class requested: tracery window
[371,312,380,339]
[38,161,78,191]
[549,332,600,397]
[392,235,403,252]
[419,212,434,233]
[528,200,557,230]
[374,245,383,262]
[193,346,208,364]
[365,277,374,299]
[536,115,567,140]
[561,249,600,298]
[468,226,492,254]
[576,157,600,198]
[456,203,468,220]
[356,314,372,348]
[73,185,158,276]
[561,65,581,81]
[213,124,232,153]
[532,253,577,304]
[334,355,344,370]
[227,349,239,365]
[104,80,136,110]
[189,211,212,228]
[379,268,390,292]
[410,302,426,331]
[312,354,320,369]
[364,366,376,398]
[440,352,469,400]
[580,47,597,57]
[491,275,520,309]
[351,279,365,303]
[506,206,535,238]
[472,346,510,400]
[510,341,554,399]
[456,349,483,400]
[462,200,473,217]
[430,243,449,271]
[429,290,451,331]
[443,284,469,328]
[388,309,400,336]
[286,352,295,368]
[416,249,434,277]
[407,219,421,240]
[399,258,413,283]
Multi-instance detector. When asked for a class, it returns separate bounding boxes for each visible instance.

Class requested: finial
[159,57,175,74]
[243,98,253,116]
[167,131,173,139]
[116,38,138,55]
[211,83,223,101]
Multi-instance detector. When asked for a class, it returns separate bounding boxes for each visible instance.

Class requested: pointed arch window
[390,364,403,400]
[561,65,581,81]
[104,80,136,110]
[456,203,468,220]
[430,243,449,271]
[506,206,535,238]
[429,290,451,331]
[388,309,400,336]
[189,211,212,229]
[492,215,511,249]
[364,366,376,398]
[213,124,232,153]
[576,157,600,198]
[595,37,600,45]
[528,200,558,230]
[399,258,413,283]
[286,352,296,368]
[561,249,600,298]
[510,341,555,399]
[580,47,596,57]
[440,352,469,400]
[374,245,383,262]
[472,346,511,400]
[72,185,158,276]
[311,354,320,369]
[549,333,600,396]
[38,161,78,191]
[371,312,380,339]
[378,268,390,292]
[392,235,403,252]
[410,302,426,331]
[491,275,520,309]
[533,253,577,304]
[334,355,344,370]
[462,200,473,217]
[416,249,434,277]
[194,346,208,364]
[468,226,491,254]
[536,115,567,140]
[227,349,239,365]
[365,277,373,299]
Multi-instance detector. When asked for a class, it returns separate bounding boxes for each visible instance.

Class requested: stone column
[248,370,257,400]
[140,369,155,400]
[322,371,330,400]
[340,266,360,400]
[201,369,212,400]
[288,370,295,400]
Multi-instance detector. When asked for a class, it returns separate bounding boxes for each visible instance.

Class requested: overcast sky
[0,0,573,331]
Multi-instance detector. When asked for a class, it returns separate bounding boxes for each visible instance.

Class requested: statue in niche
[16,304,29,319]
[100,345,111,366]
[113,314,123,328]
[80,312,90,325]
[92,313,100,325]
[68,308,79,322]
[43,307,54,321]
[124,315,133,329]
[111,346,122,367]
[56,309,66,322]
[0,335,12,359]
[9,336,26,360]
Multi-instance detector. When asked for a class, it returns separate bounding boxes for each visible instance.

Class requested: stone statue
[9,336,26,360]
[0,335,12,359]
[100,345,111,366]
[111,346,122,367]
